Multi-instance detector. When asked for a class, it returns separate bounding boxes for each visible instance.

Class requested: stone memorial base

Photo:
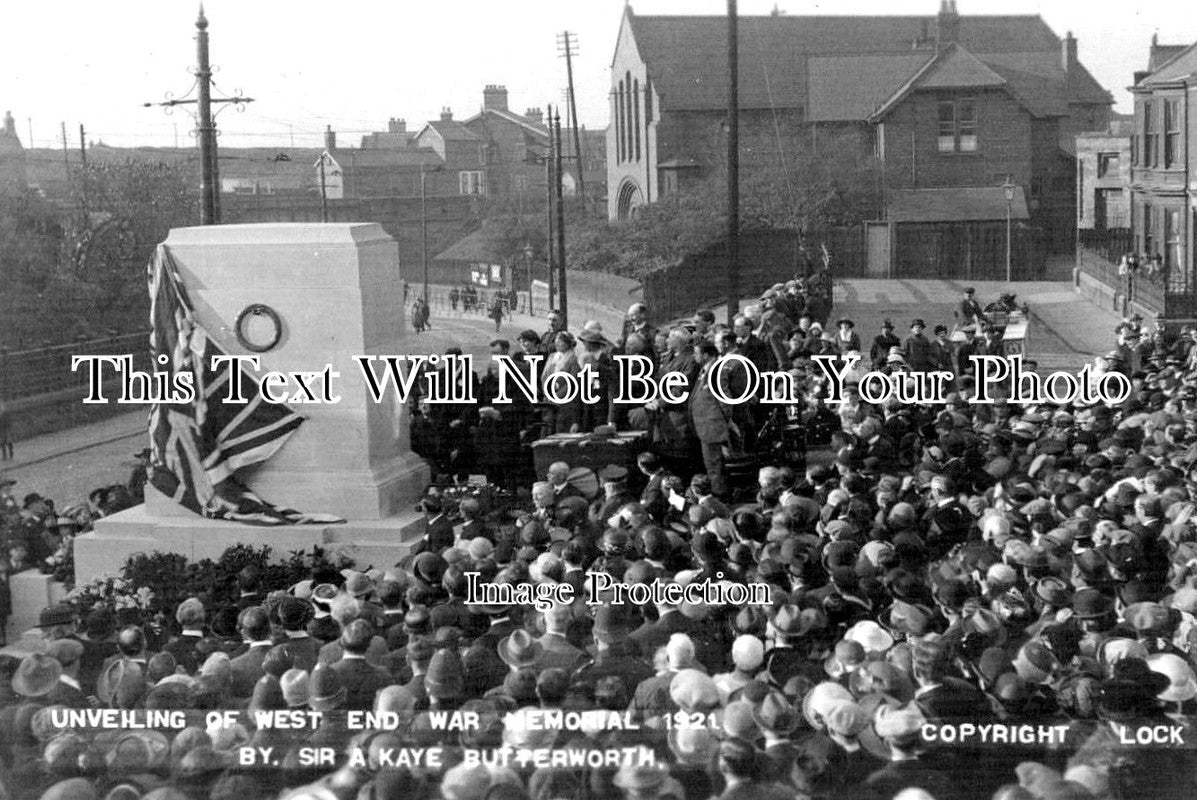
[5,569,68,646]
[73,486,425,579]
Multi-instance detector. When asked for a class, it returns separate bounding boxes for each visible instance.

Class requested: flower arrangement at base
[42,535,76,587]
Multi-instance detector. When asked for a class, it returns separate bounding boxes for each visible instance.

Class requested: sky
[2,1,1193,151]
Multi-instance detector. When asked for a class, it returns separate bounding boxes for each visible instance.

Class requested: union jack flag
[147,245,343,525]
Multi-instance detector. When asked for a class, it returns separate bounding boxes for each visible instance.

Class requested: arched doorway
[616,178,644,221]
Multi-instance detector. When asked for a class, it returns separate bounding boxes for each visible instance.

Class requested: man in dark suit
[689,340,735,498]
[627,588,696,658]
[959,286,986,325]
[637,452,669,523]
[330,620,392,710]
[546,462,583,502]
[229,606,273,701]
[163,597,207,675]
[415,495,454,555]
[268,597,320,673]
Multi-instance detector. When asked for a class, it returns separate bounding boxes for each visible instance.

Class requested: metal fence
[0,331,152,402]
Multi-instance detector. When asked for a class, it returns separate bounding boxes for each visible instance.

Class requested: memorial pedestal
[72,223,431,581]
[5,569,68,644]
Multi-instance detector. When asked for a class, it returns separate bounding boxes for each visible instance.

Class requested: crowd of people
[3,267,1197,800]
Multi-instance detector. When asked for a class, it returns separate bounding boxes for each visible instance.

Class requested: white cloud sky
[2,1,1191,149]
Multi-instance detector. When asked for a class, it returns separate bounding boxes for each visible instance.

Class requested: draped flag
[147,246,343,525]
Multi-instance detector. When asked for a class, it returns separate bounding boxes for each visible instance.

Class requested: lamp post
[420,163,444,305]
[522,242,534,316]
[1002,178,1016,284]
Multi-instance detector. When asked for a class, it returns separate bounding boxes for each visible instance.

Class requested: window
[937,98,977,154]
[1144,101,1157,168]
[644,77,654,124]
[616,83,625,164]
[1165,99,1181,168]
[633,78,641,162]
[459,171,485,196]
[1131,134,1139,167]
[625,71,634,165]
[1143,203,1153,257]
[875,123,886,160]
[1166,209,1182,276]
[1097,152,1120,178]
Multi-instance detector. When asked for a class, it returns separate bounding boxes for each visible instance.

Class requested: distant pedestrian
[412,298,430,333]
[489,295,505,333]
[449,286,460,311]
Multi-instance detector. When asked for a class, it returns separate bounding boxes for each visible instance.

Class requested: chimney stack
[525,107,544,125]
[387,118,407,134]
[324,124,336,151]
[1062,30,1078,74]
[440,107,453,122]
[483,85,509,112]
[936,0,959,47]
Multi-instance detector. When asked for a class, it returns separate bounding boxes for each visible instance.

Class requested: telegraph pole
[143,6,253,225]
[553,108,568,327]
[546,105,556,310]
[557,31,585,204]
[726,0,740,324]
[196,6,217,224]
[78,124,88,221]
[60,122,70,172]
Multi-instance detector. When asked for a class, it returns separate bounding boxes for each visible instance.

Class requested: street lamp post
[1002,178,1016,284]
[522,243,534,316]
[420,163,443,306]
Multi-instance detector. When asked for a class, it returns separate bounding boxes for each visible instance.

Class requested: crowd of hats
[8,300,1197,799]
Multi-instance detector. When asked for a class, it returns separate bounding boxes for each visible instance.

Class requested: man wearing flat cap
[960,287,986,326]
[44,638,88,707]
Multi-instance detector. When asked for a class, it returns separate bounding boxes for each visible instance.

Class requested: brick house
[1128,41,1197,316]
[607,2,1112,279]
[462,85,607,206]
[1076,117,1132,234]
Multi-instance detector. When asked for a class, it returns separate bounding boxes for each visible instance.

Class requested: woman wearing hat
[543,331,580,433]
[834,318,861,356]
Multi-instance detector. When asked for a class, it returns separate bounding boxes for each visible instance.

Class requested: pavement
[829,279,1122,373]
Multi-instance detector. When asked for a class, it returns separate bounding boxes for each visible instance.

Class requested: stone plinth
[76,497,424,579]
[6,569,68,643]
[162,223,428,520]
[72,223,432,582]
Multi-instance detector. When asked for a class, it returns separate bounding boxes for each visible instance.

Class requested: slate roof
[325,147,442,169]
[1149,43,1190,72]
[887,186,1029,224]
[463,107,549,139]
[807,54,932,122]
[424,120,482,142]
[624,10,1111,113]
[1139,42,1197,86]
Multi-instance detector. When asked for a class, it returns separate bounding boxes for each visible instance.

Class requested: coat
[653,351,698,458]
[689,361,732,445]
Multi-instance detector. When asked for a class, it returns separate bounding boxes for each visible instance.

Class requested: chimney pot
[936,0,959,46]
[525,107,544,125]
[483,85,509,112]
[324,124,336,151]
[1062,30,1078,74]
